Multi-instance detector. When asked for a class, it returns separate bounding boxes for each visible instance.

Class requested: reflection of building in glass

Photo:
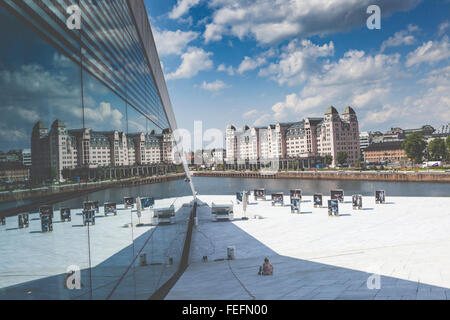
[22,149,32,166]
[0,0,195,301]
[31,120,174,182]
[226,106,360,167]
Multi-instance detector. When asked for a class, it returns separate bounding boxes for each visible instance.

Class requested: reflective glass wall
[0,0,194,299]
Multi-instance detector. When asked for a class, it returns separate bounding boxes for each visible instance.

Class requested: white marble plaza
[167,194,450,300]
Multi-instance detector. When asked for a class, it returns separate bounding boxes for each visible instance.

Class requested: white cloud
[153,29,199,56]
[259,39,334,86]
[352,88,391,108]
[406,36,450,67]
[361,64,450,128]
[380,24,419,52]
[243,109,259,119]
[204,0,421,44]
[362,104,402,126]
[166,47,213,80]
[169,0,201,20]
[252,113,272,127]
[217,63,235,75]
[308,50,400,87]
[237,56,267,74]
[265,47,402,123]
[200,80,230,91]
[419,65,450,85]
[438,20,449,36]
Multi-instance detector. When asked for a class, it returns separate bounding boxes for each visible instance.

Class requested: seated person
[258,257,273,275]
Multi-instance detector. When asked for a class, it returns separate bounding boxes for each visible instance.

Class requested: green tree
[428,138,446,161]
[337,152,348,166]
[324,155,333,166]
[403,133,426,164]
[50,167,58,181]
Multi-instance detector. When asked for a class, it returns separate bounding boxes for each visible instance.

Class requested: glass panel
[0,3,90,299]
[104,106,191,299]
[0,0,193,300]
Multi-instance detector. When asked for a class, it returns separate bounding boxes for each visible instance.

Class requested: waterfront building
[199,148,225,165]
[315,107,360,167]
[212,148,225,164]
[363,141,408,164]
[286,118,323,159]
[359,132,373,158]
[225,106,360,167]
[225,125,237,163]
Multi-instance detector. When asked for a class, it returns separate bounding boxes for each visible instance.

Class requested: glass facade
[0,0,194,299]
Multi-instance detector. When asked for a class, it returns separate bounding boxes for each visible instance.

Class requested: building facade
[31,120,174,182]
[226,106,360,167]
[433,124,450,138]
[359,132,373,158]
[363,141,408,164]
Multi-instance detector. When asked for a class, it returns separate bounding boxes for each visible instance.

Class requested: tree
[403,133,426,164]
[428,138,446,161]
[337,152,348,166]
[50,167,58,182]
[324,155,333,166]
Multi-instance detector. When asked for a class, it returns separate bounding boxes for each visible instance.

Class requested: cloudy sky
[147,0,450,135]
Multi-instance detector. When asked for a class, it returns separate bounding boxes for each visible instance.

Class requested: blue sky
[146,0,450,136]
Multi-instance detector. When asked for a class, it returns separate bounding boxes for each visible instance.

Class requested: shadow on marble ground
[172,204,449,300]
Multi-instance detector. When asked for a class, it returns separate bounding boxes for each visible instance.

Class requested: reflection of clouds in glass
[3,106,40,123]
[0,64,79,99]
[0,125,27,143]
[128,120,146,133]
[52,53,73,69]
[0,59,127,149]
[84,102,123,129]
[0,62,81,149]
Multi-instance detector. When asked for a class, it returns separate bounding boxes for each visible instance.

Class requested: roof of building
[51,119,66,128]
[90,132,110,148]
[364,141,404,152]
[306,117,324,126]
[32,122,47,134]
[325,106,338,115]
[286,121,305,137]
[343,106,356,115]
